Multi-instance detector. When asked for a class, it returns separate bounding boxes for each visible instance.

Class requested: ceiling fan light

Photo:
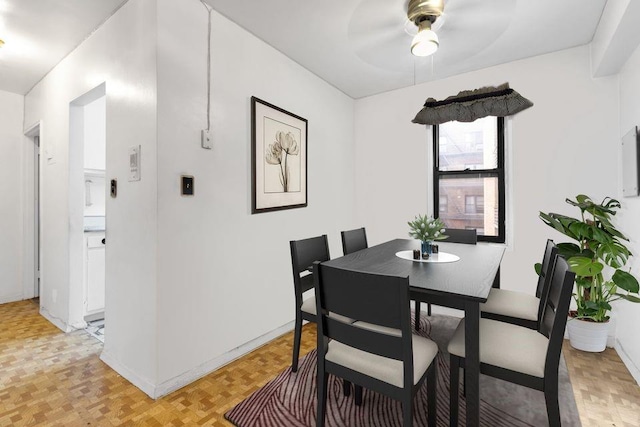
[411,28,439,57]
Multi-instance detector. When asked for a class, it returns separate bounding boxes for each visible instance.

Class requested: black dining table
[324,238,505,427]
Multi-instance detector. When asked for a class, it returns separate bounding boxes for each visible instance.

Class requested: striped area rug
[225,314,581,426]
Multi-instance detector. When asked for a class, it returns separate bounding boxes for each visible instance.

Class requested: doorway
[23,124,41,301]
[34,135,40,298]
[69,83,107,333]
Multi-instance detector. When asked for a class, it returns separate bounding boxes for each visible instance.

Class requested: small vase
[421,240,433,257]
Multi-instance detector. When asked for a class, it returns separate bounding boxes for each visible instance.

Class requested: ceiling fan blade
[348,0,416,72]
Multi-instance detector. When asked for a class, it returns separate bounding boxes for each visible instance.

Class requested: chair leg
[343,379,351,397]
[544,381,561,427]
[414,301,421,330]
[317,367,328,427]
[427,303,432,316]
[355,384,363,406]
[450,355,460,427]
[427,363,437,427]
[292,314,302,372]
[402,392,413,427]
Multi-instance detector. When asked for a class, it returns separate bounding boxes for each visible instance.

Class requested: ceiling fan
[347,0,515,74]
[407,0,444,57]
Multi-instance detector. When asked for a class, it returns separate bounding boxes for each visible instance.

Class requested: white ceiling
[206,0,607,98]
[0,0,126,95]
[0,0,607,98]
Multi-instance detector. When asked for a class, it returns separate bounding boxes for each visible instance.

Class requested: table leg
[464,301,480,427]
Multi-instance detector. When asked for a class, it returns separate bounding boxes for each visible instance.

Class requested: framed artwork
[251,97,308,214]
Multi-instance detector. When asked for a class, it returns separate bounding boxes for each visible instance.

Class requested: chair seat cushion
[447,318,549,378]
[325,321,438,388]
[301,296,353,324]
[480,289,539,321]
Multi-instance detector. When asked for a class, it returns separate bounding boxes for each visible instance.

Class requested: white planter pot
[566,317,610,352]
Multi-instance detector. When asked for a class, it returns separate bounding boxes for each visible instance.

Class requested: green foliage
[539,194,640,322]
[408,214,448,242]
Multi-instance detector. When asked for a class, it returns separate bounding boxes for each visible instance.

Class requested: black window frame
[433,117,506,243]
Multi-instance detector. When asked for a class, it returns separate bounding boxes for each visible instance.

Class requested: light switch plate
[129,145,141,181]
[201,129,212,149]
[181,175,194,196]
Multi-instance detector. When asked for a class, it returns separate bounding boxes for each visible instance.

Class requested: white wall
[616,42,640,383]
[0,90,25,304]
[23,0,159,395]
[84,96,107,171]
[154,0,355,388]
[355,45,619,300]
[83,94,107,218]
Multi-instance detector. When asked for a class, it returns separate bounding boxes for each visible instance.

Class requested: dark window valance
[412,83,533,125]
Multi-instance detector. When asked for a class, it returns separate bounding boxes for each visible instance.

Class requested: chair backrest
[290,235,330,307]
[314,262,413,374]
[341,227,368,255]
[535,239,557,298]
[443,228,477,244]
[540,254,575,378]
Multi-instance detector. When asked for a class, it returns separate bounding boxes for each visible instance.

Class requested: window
[464,195,485,214]
[439,196,448,213]
[433,116,505,243]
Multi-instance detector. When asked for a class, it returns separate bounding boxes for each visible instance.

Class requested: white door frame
[23,121,41,300]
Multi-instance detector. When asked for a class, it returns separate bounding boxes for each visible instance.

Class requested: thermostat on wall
[129,145,141,182]
[622,126,640,197]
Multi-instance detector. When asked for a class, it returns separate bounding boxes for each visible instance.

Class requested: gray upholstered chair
[447,253,575,427]
[415,228,478,330]
[480,239,556,329]
[314,261,438,427]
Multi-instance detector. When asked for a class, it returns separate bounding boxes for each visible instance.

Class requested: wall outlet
[201,129,212,149]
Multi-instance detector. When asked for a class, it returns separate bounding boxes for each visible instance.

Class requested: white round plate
[395,250,460,263]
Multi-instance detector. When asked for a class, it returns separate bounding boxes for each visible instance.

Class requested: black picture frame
[251,97,308,214]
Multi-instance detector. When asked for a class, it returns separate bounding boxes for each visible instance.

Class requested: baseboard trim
[100,349,157,398]
[40,306,72,332]
[615,339,640,386]
[153,320,296,399]
[0,293,25,305]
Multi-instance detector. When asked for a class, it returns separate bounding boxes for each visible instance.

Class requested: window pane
[439,195,448,213]
[438,117,498,171]
[438,176,499,237]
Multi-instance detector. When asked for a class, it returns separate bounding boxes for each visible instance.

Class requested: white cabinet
[84,232,105,316]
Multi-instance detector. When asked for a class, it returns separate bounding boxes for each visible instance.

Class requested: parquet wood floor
[1,300,638,426]
[563,340,640,427]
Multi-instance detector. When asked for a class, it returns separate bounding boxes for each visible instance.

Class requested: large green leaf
[612,269,640,293]
[596,242,630,269]
[575,276,592,288]
[616,294,640,303]
[601,223,629,241]
[590,227,613,244]
[534,262,542,276]
[601,197,621,211]
[556,242,581,258]
[569,222,592,240]
[539,212,568,235]
[568,256,604,276]
[585,300,611,311]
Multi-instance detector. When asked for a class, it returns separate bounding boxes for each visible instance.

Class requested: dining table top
[323,238,505,303]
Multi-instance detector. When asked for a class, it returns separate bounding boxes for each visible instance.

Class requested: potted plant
[408,214,448,257]
[539,195,640,352]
